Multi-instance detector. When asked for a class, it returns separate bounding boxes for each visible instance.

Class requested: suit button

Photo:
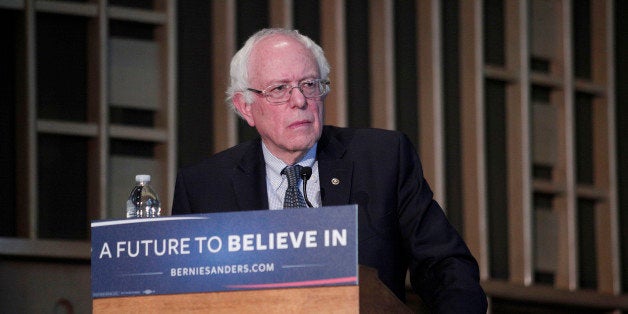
[331,178,340,185]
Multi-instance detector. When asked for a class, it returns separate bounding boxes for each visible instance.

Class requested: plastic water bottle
[126,174,162,218]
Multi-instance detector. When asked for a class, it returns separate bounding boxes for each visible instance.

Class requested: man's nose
[288,86,307,108]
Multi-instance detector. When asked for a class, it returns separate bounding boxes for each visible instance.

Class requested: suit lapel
[232,140,269,211]
[317,127,353,206]
[230,127,353,210]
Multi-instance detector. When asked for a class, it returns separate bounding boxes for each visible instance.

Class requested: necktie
[282,165,307,208]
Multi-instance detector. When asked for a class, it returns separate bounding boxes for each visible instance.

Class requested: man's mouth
[289,120,311,128]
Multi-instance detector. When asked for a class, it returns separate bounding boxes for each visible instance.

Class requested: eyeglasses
[247,79,330,104]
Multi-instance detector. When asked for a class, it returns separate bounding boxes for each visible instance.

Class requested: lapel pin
[331,178,340,185]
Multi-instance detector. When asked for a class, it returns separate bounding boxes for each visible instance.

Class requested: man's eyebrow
[264,77,318,86]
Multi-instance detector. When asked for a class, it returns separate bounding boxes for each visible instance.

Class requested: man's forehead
[252,34,304,57]
[249,35,317,82]
[270,40,290,49]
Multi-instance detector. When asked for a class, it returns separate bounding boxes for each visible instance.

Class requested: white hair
[226,28,331,118]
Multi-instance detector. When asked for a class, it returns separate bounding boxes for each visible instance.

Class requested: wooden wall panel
[211,0,237,153]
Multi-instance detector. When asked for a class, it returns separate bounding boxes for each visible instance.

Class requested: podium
[91,206,413,313]
[93,266,412,313]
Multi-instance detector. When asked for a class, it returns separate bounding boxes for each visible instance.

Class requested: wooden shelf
[6,0,177,245]
[37,119,99,137]
[530,72,564,88]
[109,125,169,142]
[533,179,566,195]
[576,184,608,201]
[574,79,607,96]
[0,0,23,10]
[108,6,167,24]
[0,237,90,260]
[35,1,98,17]
[484,64,519,83]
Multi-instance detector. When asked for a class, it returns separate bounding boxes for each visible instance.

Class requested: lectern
[93,266,411,313]
[91,206,412,313]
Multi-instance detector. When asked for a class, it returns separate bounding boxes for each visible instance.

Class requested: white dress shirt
[262,142,321,209]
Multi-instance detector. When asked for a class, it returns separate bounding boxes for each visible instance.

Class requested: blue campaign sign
[91,205,358,298]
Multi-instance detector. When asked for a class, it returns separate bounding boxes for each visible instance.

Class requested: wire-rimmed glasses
[247,79,330,104]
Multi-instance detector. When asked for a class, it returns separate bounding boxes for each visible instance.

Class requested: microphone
[301,167,313,208]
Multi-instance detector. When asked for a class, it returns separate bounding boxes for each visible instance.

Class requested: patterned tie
[281,165,307,208]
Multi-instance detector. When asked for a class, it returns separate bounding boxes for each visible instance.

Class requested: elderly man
[172,28,487,313]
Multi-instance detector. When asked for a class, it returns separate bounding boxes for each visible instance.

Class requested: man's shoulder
[322,125,406,144]
[320,126,417,162]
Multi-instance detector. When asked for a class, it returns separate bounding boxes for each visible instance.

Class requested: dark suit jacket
[172,126,487,313]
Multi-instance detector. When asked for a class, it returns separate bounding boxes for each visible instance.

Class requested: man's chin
[285,138,317,153]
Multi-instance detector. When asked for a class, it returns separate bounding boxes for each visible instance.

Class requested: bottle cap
[135,174,151,183]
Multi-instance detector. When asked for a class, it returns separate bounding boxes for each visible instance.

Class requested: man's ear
[233,93,255,127]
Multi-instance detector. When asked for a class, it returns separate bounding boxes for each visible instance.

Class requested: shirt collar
[262,142,317,190]
[262,142,317,168]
